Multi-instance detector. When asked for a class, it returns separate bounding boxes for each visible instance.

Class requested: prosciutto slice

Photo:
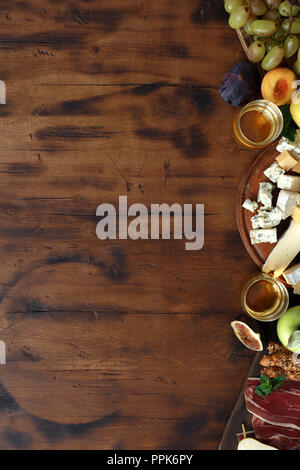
[252,416,300,450]
[245,378,300,430]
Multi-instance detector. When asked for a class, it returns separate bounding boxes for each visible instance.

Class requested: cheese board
[236,139,292,267]
[236,135,300,287]
[237,140,281,268]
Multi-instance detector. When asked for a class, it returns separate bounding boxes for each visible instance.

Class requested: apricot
[261,67,296,106]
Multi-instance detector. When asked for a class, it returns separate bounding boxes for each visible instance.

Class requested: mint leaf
[279,105,297,142]
[271,374,285,390]
[280,104,292,129]
[255,374,285,397]
[282,126,297,142]
[255,387,266,397]
[260,374,270,384]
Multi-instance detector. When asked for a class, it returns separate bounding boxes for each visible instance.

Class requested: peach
[261,67,296,106]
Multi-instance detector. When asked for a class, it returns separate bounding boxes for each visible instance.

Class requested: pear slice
[238,438,277,450]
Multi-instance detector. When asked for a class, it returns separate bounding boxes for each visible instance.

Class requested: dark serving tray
[218,323,278,450]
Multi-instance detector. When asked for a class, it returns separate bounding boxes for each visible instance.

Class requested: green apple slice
[277,306,300,353]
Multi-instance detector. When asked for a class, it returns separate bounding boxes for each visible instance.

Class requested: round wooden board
[236,140,292,271]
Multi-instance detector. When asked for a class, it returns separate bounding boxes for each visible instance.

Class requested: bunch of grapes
[225,0,300,72]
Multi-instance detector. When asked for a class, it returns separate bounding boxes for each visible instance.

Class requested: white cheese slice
[251,207,283,229]
[250,228,277,245]
[283,263,300,285]
[263,162,285,183]
[257,182,274,210]
[276,189,300,219]
[262,220,300,277]
[243,199,258,213]
[276,132,300,159]
[277,174,300,192]
[293,281,300,295]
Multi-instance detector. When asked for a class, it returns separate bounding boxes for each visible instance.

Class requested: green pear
[238,438,277,450]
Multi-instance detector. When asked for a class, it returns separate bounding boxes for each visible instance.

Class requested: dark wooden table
[0,0,261,449]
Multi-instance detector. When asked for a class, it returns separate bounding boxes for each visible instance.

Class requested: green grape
[250,0,267,16]
[293,59,300,76]
[251,20,277,37]
[265,0,281,8]
[282,18,300,34]
[261,45,285,70]
[266,39,280,52]
[281,19,290,32]
[244,14,258,35]
[281,20,292,32]
[290,19,300,34]
[274,23,286,39]
[225,0,245,14]
[262,9,280,23]
[248,40,266,62]
[284,35,299,58]
[229,5,250,29]
[279,1,299,17]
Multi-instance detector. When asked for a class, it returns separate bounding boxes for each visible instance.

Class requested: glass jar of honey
[241,273,289,322]
[233,100,284,149]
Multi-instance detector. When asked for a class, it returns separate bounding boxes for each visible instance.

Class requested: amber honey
[246,279,278,313]
[240,110,272,144]
[233,100,283,149]
[241,273,289,322]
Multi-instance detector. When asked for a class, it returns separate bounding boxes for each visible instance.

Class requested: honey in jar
[240,110,272,144]
[246,279,278,313]
[233,100,283,149]
[241,273,289,322]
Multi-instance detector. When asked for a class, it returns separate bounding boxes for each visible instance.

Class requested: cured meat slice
[252,416,300,450]
[245,378,300,430]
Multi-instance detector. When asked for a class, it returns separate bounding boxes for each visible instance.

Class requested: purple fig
[219,62,260,106]
[231,320,263,351]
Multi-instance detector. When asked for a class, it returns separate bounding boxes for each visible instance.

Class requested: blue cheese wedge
[283,263,300,285]
[276,189,300,219]
[276,132,300,159]
[263,162,285,183]
[250,228,277,245]
[242,199,258,213]
[251,207,283,229]
[257,182,274,210]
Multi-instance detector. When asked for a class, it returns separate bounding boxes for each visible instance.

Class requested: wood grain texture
[0,0,260,449]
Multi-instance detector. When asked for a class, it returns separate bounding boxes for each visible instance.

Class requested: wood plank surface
[0,0,261,449]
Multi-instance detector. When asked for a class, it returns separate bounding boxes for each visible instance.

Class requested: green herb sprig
[255,374,286,397]
[280,105,297,142]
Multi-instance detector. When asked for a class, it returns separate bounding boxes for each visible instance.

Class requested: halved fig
[231,320,263,351]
